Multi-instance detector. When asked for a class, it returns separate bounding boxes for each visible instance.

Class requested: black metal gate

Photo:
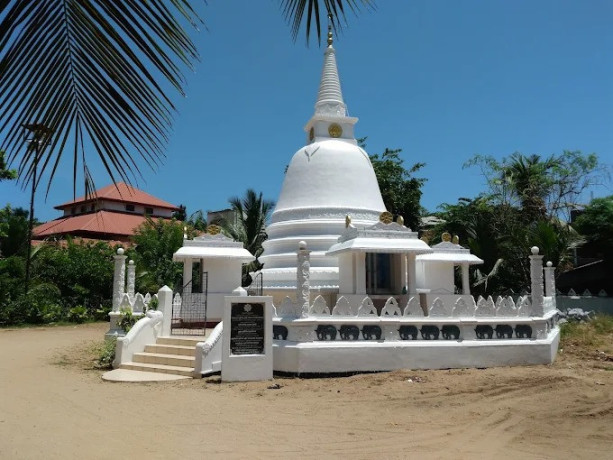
[172,272,208,336]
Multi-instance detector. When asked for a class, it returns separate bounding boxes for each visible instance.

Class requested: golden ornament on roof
[345,214,352,228]
[442,232,451,242]
[207,224,221,235]
[379,211,393,224]
[452,235,459,244]
[396,215,404,226]
[328,123,342,138]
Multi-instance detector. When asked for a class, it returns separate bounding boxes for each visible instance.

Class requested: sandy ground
[0,323,611,460]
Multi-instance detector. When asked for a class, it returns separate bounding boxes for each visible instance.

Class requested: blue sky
[1,0,612,222]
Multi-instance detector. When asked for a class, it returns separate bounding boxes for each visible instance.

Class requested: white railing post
[158,285,173,336]
[530,247,544,316]
[544,261,556,310]
[112,248,127,313]
[126,259,136,302]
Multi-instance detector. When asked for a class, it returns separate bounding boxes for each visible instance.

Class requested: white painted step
[144,344,195,356]
[156,337,203,347]
[120,362,195,377]
[132,352,195,368]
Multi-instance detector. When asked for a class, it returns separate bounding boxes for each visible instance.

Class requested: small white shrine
[172,225,255,324]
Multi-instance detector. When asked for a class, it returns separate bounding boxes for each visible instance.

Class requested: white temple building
[108,25,561,379]
[258,29,386,304]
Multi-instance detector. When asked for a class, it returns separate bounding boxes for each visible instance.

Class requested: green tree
[221,189,274,284]
[465,151,604,222]
[574,195,613,261]
[186,210,208,233]
[434,151,602,295]
[0,150,16,181]
[131,218,186,292]
[0,206,30,257]
[0,1,371,195]
[369,148,426,231]
[31,239,115,315]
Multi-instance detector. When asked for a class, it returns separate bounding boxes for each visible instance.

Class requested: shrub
[118,308,138,333]
[68,305,89,324]
[95,338,117,369]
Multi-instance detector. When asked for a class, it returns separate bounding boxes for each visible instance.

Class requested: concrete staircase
[119,337,201,378]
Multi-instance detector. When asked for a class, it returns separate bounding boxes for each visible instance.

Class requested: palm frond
[0,0,202,196]
[280,0,375,45]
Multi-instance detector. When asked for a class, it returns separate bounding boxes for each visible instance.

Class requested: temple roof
[417,241,484,264]
[33,210,158,239]
[173,233,254,262]
[326,221,433,255]
[55,182,178,210]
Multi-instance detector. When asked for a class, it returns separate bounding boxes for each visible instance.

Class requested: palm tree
[0,1,372,196]
[500,153,559,222]
[221,189,274,284]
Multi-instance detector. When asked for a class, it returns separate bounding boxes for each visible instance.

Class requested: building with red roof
[33,182,180,243]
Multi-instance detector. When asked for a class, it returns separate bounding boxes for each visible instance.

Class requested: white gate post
[158,285,173,337]
[112,248,127,312]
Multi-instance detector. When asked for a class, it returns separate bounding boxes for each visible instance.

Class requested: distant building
[33,182,179,244]
[207,208,238,227]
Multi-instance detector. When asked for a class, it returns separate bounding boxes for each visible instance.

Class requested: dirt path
[1,323,611,459]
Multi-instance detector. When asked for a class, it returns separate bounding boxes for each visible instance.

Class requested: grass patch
[560,314,613,354]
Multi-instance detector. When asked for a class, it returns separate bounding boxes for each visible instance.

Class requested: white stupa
[259,26,386,302]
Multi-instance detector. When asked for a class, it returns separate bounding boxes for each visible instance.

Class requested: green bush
[68,305,89,324]
[4,283,64,324]
[95,338,117,369]
[118,308,138,333]
[147,296,159,310]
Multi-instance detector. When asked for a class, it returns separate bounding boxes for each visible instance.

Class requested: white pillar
[544,261,555,297]
[407,253,417,295]
[530,246,544,316]
[297,241,311,317]
[544,261,556,309]
[461,263,470,295]
[112,248,127,313]
[355,252,366,295]
[127,260,136,301]
[182,258,193,294]
[400,253,408,293]
[158,285,173,337]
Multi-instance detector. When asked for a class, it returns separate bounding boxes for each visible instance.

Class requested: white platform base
[273,328,560,375]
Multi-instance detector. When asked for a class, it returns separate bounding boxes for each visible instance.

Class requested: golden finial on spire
[327,13,333,47]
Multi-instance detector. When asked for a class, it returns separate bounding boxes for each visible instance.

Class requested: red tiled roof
[32,237,130,248]
[55,182,179,211]
[33,210,171,238]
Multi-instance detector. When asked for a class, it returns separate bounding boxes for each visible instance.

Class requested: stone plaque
[230,302,265,355]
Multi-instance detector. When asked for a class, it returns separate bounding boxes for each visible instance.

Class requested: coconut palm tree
[0,1,372,196]
[221,189,274,284]
[500,153,560,222]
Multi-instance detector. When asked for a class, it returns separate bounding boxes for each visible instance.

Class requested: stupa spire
[314,15,346,118]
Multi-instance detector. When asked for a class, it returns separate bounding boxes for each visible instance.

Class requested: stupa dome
[259,30,385,298]
[273,139,384,219]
